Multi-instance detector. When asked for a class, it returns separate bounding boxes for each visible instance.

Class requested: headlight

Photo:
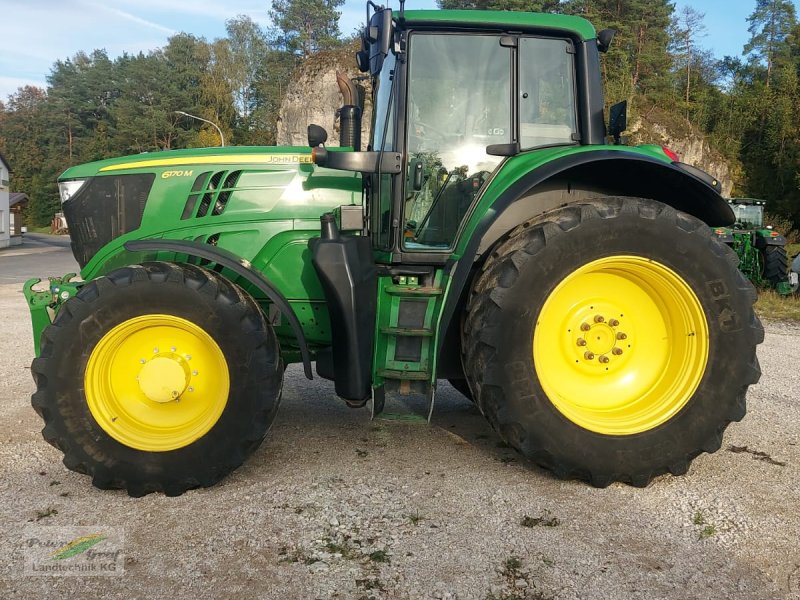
[58,179,88,203]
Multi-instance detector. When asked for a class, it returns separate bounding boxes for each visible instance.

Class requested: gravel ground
[1,250,799,599]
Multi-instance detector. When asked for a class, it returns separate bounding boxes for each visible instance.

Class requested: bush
[764,212,799,243]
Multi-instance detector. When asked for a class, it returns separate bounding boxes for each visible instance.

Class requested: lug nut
[153,347,159,353]
[139,358,146,364]
[171,346,177,352]
[577,338,587,347]
[599,355,610,364]
[188,387,194,392]
[580,323,591,332]
[612,347,623,356]
[584,351,595,360]
[192,370,199,376]
[616,332,627,340]
[594,315,605,323]
[609,319,620,327]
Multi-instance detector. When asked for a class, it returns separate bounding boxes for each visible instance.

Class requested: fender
[124,239,313,379]
[437,150,734,362]
[755,233,787,248]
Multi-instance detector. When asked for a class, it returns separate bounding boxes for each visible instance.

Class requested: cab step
[379,326,434,337]
[384,285,443,296]
[377,368,430,381]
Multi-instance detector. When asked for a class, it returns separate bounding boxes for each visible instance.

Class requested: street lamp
[174,111,225,147]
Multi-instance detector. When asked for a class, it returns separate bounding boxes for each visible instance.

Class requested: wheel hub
[574,315,628,364]
[138,355,190,403]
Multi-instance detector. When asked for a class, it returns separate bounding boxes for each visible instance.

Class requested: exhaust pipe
[336,72,362,150]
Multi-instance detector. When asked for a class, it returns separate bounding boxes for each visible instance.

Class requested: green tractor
[712,198,793,295]
[24,4,763,496]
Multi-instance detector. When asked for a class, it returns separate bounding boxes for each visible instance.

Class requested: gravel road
[1,239,799,599]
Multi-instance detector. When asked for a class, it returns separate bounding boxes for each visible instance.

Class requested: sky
[0,0,795,102]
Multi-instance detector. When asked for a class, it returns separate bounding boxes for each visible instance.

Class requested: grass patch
[25,226,54,234]
[407,511,424,526]
[502,556,523,576]
[324,537,360,560]
[33,507,58,522]
[277,545,312,564]
[368,549,390,563]
[692,511,718,539]
[786,243,800,258]
[699,524,718,539]
[755,289,800,321]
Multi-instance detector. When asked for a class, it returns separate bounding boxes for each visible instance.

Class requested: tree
[269,0,345,58]
[744,0,797,88]
[47,50,117,164]
[226,16,270,122]
[564,0,674,104]
[0,86,62,226]
[671,7,707,109]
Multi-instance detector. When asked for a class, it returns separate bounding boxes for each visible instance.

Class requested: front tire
[31,262,283,496]
[462,197,763,487]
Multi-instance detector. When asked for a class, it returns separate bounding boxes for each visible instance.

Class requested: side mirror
[597,29,616,53]
[608,101,627,145]
[308,124,328,148]
[356,50,369,73]
[366,8,393,76]
[407,158,424,192]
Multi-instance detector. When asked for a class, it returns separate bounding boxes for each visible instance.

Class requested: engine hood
[59,146,315,180]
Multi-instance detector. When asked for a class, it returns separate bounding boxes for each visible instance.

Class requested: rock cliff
[276,43,372,148]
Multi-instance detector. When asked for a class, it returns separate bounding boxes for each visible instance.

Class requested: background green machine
[712,199,793,295]
[23,4,762,496]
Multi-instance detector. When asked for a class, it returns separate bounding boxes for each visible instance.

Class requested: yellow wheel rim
[85,315,230,452]
[533,256,709,435]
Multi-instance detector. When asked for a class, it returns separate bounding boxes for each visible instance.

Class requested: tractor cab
[314,3,607,260]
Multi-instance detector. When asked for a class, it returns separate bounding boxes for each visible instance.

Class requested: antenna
[399,0,405,19]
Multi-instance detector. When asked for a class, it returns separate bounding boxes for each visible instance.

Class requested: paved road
[0,234,79,284]
[1,243,799,599]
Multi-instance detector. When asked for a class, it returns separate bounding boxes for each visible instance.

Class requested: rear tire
[31,262,283,496]
[762,244,789,287]
[462,197,763,487]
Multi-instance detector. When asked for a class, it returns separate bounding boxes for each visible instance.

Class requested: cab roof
[401,9,597,41]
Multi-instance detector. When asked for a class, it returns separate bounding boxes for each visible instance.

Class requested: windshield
[732,204,763,228]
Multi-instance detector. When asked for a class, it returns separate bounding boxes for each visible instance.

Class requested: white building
[0,153,10,249]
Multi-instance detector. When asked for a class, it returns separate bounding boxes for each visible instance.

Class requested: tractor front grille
[64,174,155,267]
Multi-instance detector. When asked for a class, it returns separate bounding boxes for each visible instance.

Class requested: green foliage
[268,0,345,58]
[745,0,797,87]
[764,211,799,243]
